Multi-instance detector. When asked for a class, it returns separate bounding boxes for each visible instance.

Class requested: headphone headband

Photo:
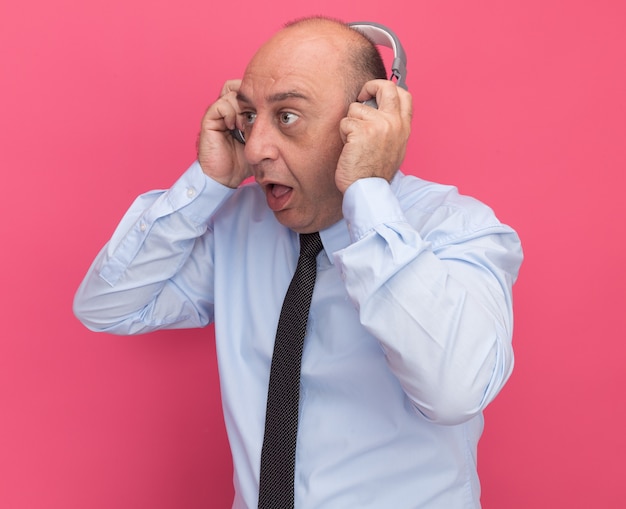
[348,21,408,90]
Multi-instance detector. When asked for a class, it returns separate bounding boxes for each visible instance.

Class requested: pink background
[1,1,624,507]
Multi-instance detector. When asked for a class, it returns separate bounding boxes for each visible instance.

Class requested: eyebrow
[236,90,310,105]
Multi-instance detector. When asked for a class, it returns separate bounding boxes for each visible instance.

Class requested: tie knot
[299,232,323,259]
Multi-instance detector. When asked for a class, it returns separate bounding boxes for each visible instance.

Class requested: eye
[241,111,256,126]
[279,111,299,125]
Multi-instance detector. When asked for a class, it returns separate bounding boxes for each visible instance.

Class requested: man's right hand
[197,79,251,188]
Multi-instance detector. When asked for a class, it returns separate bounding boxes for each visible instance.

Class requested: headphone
[230,21,407,144]
[348,21,408,92]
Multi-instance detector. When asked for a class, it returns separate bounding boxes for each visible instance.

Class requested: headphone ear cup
[362,98,378,109]
[230,128,246,144]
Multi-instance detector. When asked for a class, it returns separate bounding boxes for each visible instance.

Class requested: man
[74,16,523,509]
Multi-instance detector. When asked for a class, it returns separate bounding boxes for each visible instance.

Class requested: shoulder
[391,172,517,247]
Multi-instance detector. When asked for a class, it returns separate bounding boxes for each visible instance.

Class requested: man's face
[237,27,350,233]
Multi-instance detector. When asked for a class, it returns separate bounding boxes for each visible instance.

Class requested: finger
[201,96,238,135]
[220,79,242,97]
[213,101,239,131]
[346,100,379,121]
[339,115,370,144]
[338,116,354,142]
[358,79,401,112]
[397,87,413,121]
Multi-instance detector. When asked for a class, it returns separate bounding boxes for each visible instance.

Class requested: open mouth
[266,183,293,211]
[270,183,292,198]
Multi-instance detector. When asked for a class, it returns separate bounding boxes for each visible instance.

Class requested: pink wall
[1,1,624,507]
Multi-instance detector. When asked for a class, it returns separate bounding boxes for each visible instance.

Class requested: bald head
[249,16,387,105]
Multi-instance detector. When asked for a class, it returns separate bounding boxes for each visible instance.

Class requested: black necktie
[258,232,323,509]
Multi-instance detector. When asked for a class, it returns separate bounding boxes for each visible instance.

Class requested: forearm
[335,177,523,425]
[73,162,235,334]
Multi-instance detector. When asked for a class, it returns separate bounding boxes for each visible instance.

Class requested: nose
[243,115,280,165]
